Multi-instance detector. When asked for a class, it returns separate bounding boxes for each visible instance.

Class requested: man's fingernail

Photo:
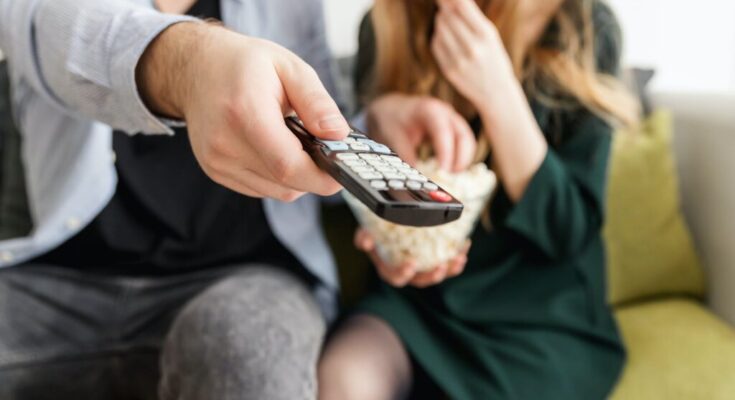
[319,116,347,132]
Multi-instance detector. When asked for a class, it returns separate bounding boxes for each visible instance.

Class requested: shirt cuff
[112,14,199,135]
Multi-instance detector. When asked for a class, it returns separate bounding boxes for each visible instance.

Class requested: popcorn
[344,159,497,272]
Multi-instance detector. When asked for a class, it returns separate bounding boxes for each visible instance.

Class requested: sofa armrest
[655,92,735,326]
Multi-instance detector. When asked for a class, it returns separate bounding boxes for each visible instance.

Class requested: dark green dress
[354,4,626,400]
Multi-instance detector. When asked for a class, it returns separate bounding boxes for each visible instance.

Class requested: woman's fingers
[418,101,456,171]
[434,13,465,60]
[410,263,449,288]
[355,233,473,290]
[431,35,452,76]
[355,229,418,287]
[436,6,477,55]
[451,113,477,171]
[374,257,417,288]
[446,254,468,277]
[440,0,492,36]
[354,228,375,251]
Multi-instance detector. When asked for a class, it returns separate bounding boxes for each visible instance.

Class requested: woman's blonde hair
[370,0,639,156]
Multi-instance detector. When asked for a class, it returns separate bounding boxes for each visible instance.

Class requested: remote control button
[352,166,376,174]
[381,155,402,163]
[357,138,374,144]
[429,190,452,203]
[406,180,423,190]
[367,159,388,167]
[388,180,405,189]
[336,153,359,161]
[368,143,392,154]
[359,153,381,160]
[321,140,349,151]
[344,137,358,144]
[370,180,388,190]
[359,172,383,180]
[399,167,420,175]
[423,182,439,191]
[343,159,367,167]
[349,131,367,138]
[374,165,397,173]
[407,174,428,182]
[350,143,371,151]
[383,172,406,181]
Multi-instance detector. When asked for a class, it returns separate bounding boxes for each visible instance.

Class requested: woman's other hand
[367,93,476,172]
[432,0,548,202]
[432,0,516,106]
[354,229,470,288]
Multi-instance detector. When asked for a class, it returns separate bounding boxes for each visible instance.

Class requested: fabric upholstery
[604,110,705,305]
[610,299,735,400]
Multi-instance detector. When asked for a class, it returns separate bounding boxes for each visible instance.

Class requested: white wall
[608,0,735,93]
[324,0,372,58]
[324,0,735,93]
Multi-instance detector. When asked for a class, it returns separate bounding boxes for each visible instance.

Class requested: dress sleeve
[503,114,612,260]
[501,2,623,260]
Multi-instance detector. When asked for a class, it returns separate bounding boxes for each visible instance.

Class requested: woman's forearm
[477,81,548,202]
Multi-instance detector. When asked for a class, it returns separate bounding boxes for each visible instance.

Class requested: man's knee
[159,267,325,400]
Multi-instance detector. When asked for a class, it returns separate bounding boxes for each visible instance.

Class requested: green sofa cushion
[604,110,705,306]
[611,299,735,400]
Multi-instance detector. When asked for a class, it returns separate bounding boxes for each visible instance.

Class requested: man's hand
[354,229,470,288]
[367,94,476,173]
[137,23,350,201]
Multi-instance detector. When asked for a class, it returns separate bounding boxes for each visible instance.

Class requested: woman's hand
[367,93,476,172]
[354,229,470,288]
[431,0,516,106]
[432,0,548,202]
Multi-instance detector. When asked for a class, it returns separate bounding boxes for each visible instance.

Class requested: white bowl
[344,160,497,272]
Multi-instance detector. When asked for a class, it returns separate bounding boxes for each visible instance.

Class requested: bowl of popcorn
[343,159,497,272]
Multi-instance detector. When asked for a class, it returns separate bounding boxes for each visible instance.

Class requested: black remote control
[285,116,463,227]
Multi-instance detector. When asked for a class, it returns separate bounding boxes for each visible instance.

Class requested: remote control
[285,116,463,227]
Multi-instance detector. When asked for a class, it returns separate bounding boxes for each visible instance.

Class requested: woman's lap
[353,289,624,400]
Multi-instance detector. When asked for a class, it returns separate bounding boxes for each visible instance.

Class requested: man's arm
[0,0,194,134]
[1,0,351,201]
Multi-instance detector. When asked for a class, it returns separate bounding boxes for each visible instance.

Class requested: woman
[319,0,639,399]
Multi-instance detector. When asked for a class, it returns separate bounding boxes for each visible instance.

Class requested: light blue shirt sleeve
[0,0,195,134]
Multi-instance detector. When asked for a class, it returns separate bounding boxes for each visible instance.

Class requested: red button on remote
[428,190,452,203]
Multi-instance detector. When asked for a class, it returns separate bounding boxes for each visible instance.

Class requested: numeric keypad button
[423,182,439,191]
[350,143,371,151]
[336,153,359,161]
[370,180,388,190]
[359,172,383,180]
[407,174,428,183]
[321,140,349,151]
[388,180,405,189]
[383,172,407,181]
[406,180,423,190]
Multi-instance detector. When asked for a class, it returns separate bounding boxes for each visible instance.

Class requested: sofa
[1,53,734,397]
[606,92,735,399]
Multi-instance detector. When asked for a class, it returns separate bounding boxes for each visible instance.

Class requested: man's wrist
[136,21,208,120]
